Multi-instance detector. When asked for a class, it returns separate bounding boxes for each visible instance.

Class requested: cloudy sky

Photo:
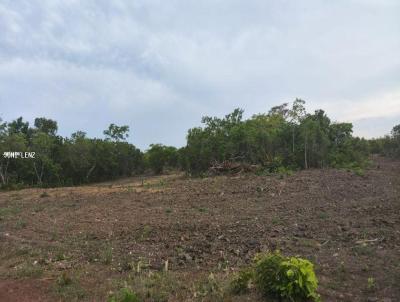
[0,0,399,149]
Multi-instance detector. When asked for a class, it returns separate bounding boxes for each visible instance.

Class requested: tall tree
[104,124,130,142]
[34,118,58,136]
[288,99,306,154]
[7,117,29,136]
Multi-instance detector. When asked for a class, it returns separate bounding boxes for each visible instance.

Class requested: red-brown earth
[0,156,399,301]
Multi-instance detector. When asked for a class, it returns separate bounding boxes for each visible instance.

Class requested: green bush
[253,251,320,301]
[108,287,140,302]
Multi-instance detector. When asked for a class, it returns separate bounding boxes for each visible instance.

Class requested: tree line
[0,100,399,188]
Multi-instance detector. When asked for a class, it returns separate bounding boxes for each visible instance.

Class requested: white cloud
[315,90,400,124]
[0,0,399,147]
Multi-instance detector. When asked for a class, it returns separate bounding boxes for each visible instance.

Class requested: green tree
[0,133,28,186]
[104,124,130,142]
[31,132,60,185]
[146,144,178,174]
[7,117,29,136]
[34,118,58,136]
[288,99,306,154]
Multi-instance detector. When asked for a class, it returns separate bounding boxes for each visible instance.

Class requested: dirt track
[0,157,399,301]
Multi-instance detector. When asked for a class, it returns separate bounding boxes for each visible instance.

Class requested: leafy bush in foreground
[230,251,320,301]
[254,251,320,301]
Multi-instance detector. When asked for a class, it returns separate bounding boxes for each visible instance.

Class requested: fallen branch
[355,237,383,245]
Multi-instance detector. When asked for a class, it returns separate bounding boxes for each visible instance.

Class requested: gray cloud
[0,0,399,148]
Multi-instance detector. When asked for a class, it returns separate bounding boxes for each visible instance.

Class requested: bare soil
[0,156,399,301]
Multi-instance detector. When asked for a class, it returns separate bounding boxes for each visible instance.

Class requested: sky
[0,0,399,149]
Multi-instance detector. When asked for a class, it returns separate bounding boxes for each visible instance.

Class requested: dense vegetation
[183,99,370,174]
[0,119,143,188]
[369,124,400,159]
[0,100,398,188]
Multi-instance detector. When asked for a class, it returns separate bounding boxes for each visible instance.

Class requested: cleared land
[0,157,399,301]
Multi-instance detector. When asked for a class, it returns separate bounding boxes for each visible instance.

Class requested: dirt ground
[0,156,399,301]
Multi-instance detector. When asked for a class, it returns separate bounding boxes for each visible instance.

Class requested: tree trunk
[86,163,96,180]
[292,127,295,153]
[33,162,42,185]
[0,165,6,185]
[0,160,9,185]
[304,132,308,169]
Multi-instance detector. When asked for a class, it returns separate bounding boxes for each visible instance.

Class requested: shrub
[230,268,253,294]
[108,287,140,302]
[57,272,72,286]
[253,251,320,301]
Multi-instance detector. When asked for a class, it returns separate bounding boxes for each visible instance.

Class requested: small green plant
[140,225,152,240]
[196,207,207,213]
[118,256,134,272]
[276,166,293,177]
[353,167,365,177]
[108,287,140,302]
[271,217,282,225]
[318,211,329,220]
[33,204,45,212]
[135,257,150,273]
[367,277,375,290]
[253,251,320,302]
[195,273,223,298]
[230,268,253,294]
[54,272,85,300]
[15,218,27,229]
[55,251,67,261]
[101,246,113,265]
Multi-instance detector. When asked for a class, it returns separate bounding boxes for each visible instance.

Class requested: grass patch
[33,204,46,213]
[15,218,27,229]
[53,272,86,301]
[194,273,225,300]
[108,287,140,302]
[317,211,329,220]
[111,271,184,302]
[137,225,153,241]
[193,206,207,213]
[367,277,375,291]
[229,268,253,294]
[101,246,113,265]
[141,272,179,302]
[0,205,21,220]
[143,180,167,189]
[352,245,375,257]
[14,262,44,278]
